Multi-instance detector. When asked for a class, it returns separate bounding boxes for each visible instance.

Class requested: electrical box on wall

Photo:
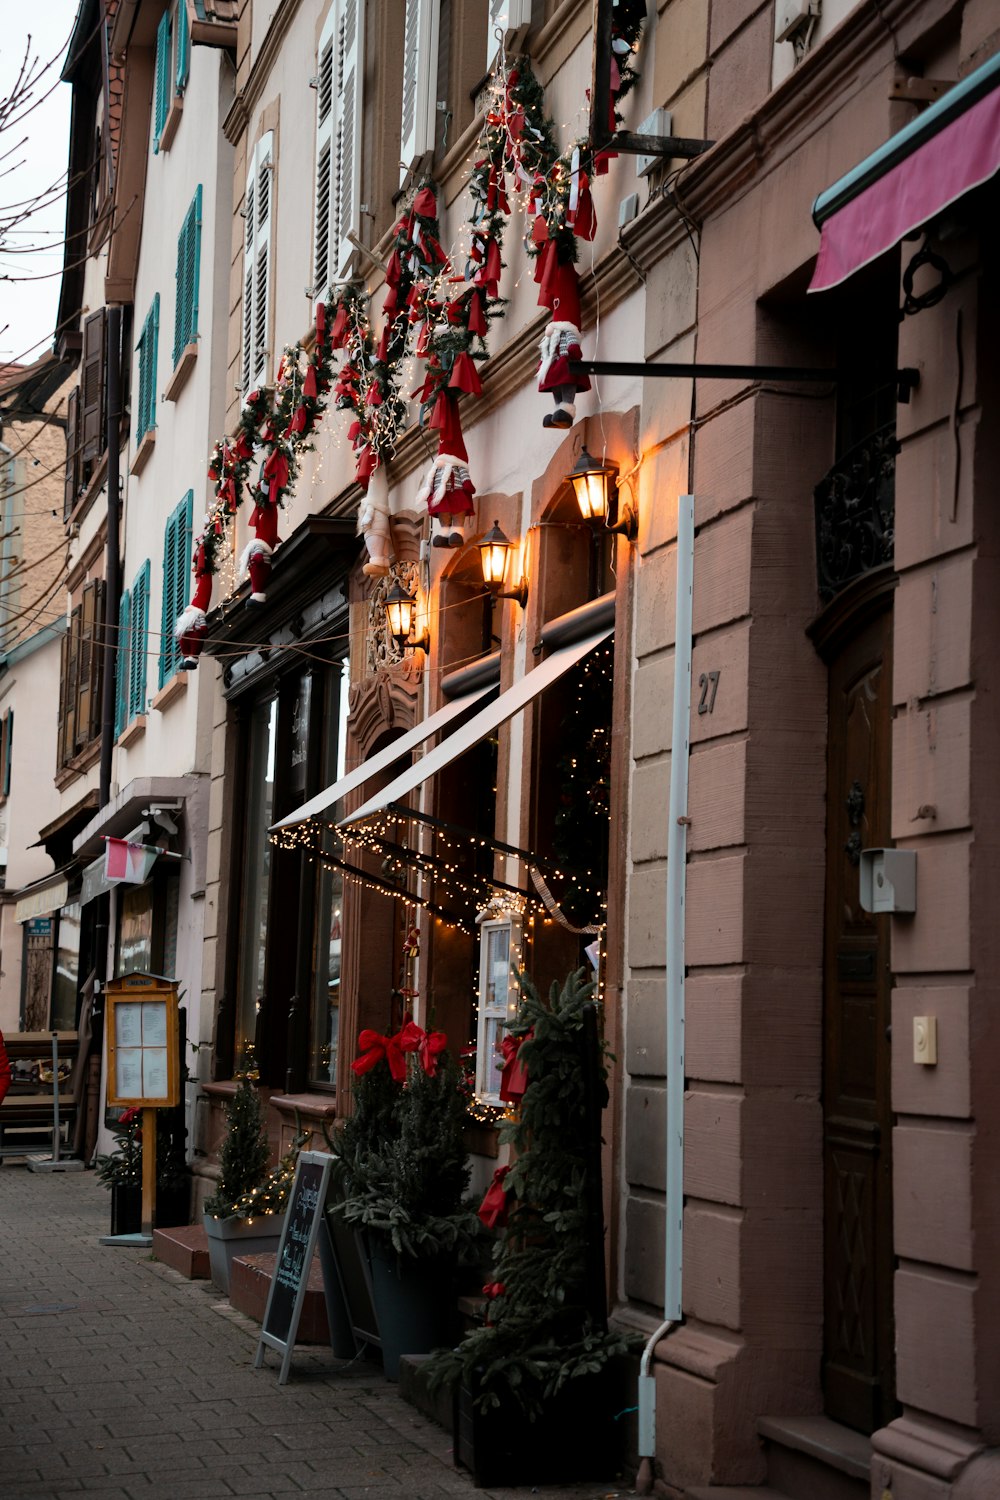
[635,110,672,176]
[859,848,917,914]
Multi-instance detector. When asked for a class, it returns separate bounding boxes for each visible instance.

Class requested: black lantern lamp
[568,447,637,539]
[384,579,430,653]
[478,520,529,608]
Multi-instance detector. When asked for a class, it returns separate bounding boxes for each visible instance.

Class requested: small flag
[104,838,160,884]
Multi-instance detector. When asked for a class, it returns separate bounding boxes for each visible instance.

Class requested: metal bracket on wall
[590,0,714,163]
[570,360,921,403]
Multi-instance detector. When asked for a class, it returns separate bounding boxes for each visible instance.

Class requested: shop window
[135,296,159,443]
[159,492,194,688]
[243,132,274,391]
[58,579,106,768]
[173,186,202,366]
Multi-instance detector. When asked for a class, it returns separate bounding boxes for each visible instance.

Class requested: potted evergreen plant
[427,968,637,1487]
[329,1022,482,1379]
[95,1107,191,1235]
[202,1075,286,1292]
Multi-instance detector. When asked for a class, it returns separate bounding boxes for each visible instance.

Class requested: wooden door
[822,602,895,1433]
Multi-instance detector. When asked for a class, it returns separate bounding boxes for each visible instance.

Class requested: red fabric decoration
[483,238,502,297]
[247,550,271,598]
[412,184,438,219]
[478,1165,512,1230]
[354,445,377,488]
[288,403,308,434]
[499,1029,532,1103]
[330,303,350,348]
[263,448,289,506]
[250,500,280,549]
[574,182,596,241]
[191,570,212,609]
[448,351,482,396]
[467,290,487,336]
[428,391,468,460]
[303,362,318,399]
[315,301,326,334]
[352,1029,408,1083]
[534,239,561,307]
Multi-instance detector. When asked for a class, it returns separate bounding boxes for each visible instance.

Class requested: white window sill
[158,94,184,153]
[117,715,147,750]
[164,342,198,401]
[130,428,156,475]
[151,673,187,712]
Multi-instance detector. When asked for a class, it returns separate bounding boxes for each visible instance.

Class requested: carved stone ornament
[366,561,420,676]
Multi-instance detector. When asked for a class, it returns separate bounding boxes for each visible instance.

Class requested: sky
[0,1,80,367]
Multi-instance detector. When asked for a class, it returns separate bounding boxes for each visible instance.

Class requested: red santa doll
[416,392,476,548]
[240,492,281,603]
[175,540,214,670]
[536,260,591,429]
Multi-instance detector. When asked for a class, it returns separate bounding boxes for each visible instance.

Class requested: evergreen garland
[427,968,638,1418]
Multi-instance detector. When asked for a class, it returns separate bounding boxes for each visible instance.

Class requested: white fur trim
[238,537,274,577]
[174,605,207,641]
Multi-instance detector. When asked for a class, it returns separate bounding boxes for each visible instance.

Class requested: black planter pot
[366,1232,458,1381]
[110,1184,142,1236]
[454,1366,622,1489]
[155,1180,191,1229]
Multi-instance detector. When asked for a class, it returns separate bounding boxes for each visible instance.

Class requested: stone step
[758,1415,870,1500]
[398,1353,455,1434]
[686,1488,787,1499]
[151,1223,210,1280]
[229,1251,330,1344]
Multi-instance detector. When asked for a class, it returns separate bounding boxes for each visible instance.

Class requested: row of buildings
[2,0,999,1495]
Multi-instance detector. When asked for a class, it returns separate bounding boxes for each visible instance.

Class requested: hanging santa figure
[358,460,393,577]
[240,490,281,603]
[416,391,476,548]
[175,539,214,670]
[536,260,591,429]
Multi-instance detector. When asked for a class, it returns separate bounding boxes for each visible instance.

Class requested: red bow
[478,1165,512,1230]
[499,1029,532,1103]
[352,1029,408,1082]
[398,1021,448,1077]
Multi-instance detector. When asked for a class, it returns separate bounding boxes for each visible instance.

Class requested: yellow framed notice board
[106,973,180,1108]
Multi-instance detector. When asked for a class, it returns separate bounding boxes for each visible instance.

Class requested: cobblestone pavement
[0,1165,628,1500]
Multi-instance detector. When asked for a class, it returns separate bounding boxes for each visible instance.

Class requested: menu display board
[254,1152,336,1385]
[105,974,180,1108]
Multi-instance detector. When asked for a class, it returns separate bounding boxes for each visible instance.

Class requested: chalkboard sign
[254,1151,334,1384]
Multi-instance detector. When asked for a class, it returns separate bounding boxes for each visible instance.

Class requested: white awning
[341,625,613,829]
[15,872,70,923]
[272,679,498,833]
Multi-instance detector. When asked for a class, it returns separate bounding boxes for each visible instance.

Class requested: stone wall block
[893,554,974,706]
[692,399,755,524]
[632,652,674,759]
[639,436,689,556]
[892,987,971,1119]
[897,278,978,442]
[630,758,671,863]
[894,416,978,571]
[645,243,699,360]
[686,971,744,1084]
[743,1206,823,1349]
[892,836,970,974]
[623,1193,665,1306]
[687,853,745,968]
[628,859,667,971]
[742,1094,821,1209]
[742,969,821,1090]
[625,1083,666,1191]
[684,1201,743,1330]
[626,974,666,1078]
[895,1267,978,1427]
[652,0,709,111]
[689,740,747,853]
[691,622,751,745]
[893,1124,973,1271]
[706,7,774,150]
[685,1087,743,1205]
[892,698,971,839]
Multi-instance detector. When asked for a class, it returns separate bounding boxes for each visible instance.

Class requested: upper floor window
[399,0,440,186]
[57,580,106,769]
[0,708,13,801]
[486,0,531,73]
[116,561,150,737]
[65,309,109,516]
[243,132,274,391]
[154,1,190,154]
[313,1,364,299]
[173,185,202,366]
[159,491,193,689]
[136,295,160,444]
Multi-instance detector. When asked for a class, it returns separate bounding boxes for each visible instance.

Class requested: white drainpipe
[636,493,694,1489]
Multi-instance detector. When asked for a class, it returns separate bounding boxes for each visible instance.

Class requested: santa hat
[428,391,469,461]
[239,537,274,603]
[548,261,582,329]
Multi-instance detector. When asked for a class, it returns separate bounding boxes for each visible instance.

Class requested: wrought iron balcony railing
[814,422,898,603]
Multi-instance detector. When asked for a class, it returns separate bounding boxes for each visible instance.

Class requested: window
[0,708,12,800]
[159,491,193,688]
[153,2,189,153]
[80,309,107,465]
[486,0,531,72]
[476,916,521,1102]
[312,3,364,300]
[115,561,150,736]
[173,187,202,365]
[243,132,274,391]
[136,296,159,443]
[58,580,106,767]
[399,0,440,185]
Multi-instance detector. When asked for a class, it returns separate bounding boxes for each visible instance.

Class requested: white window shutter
[486,0,531,72]
[399,0,440,187]
[313,11,337,300]
[241,151,256,392]
[333,0,365,280]
[252,132,274,387]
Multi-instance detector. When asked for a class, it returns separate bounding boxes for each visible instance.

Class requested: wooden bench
[0,1032,79,1157]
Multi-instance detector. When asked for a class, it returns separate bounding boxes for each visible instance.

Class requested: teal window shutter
[173,187,202,366]
[175,0,190,93]
[115,589,131,736]
[137,295,160,440]
[154,10,172,148]
[129,561,150,721]
[149,295,159,434]
[160,491,193,687]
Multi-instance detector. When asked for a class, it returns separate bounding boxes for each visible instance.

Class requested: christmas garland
[175,20,647,663]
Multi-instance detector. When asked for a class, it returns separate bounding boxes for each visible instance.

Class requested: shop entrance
[820,593,896,1433]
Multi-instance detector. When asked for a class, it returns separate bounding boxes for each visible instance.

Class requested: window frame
[312,0,365,299]
[243,132,274,392]
[399,0,441,187]
[475,915,521,1103]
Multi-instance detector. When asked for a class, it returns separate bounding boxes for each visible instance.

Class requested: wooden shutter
[115,588,131,737]
[175,0,190,92]
[87,579,106,744]
[333,0,365,280]
[174,186,201,365]
[154,8,172,148]
[399,0,440,186]
[81,310,106,461]
[64,605,81,760]
[64,386,80,519]
[129,562,150,722]
[57,628,69,769]
[76,580,103,752]
[313,14,336,300]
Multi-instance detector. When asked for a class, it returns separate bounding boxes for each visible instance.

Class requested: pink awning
[810,83,1000,293]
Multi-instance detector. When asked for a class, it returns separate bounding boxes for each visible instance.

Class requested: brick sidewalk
[0,1165,625,1500]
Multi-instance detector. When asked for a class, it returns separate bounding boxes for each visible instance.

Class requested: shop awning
[340,625,613,830]
[272,679,498,833]
[15,869,71,923]
[810,49,1000,293]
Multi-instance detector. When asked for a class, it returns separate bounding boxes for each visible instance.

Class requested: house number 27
[697,671,720,715]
